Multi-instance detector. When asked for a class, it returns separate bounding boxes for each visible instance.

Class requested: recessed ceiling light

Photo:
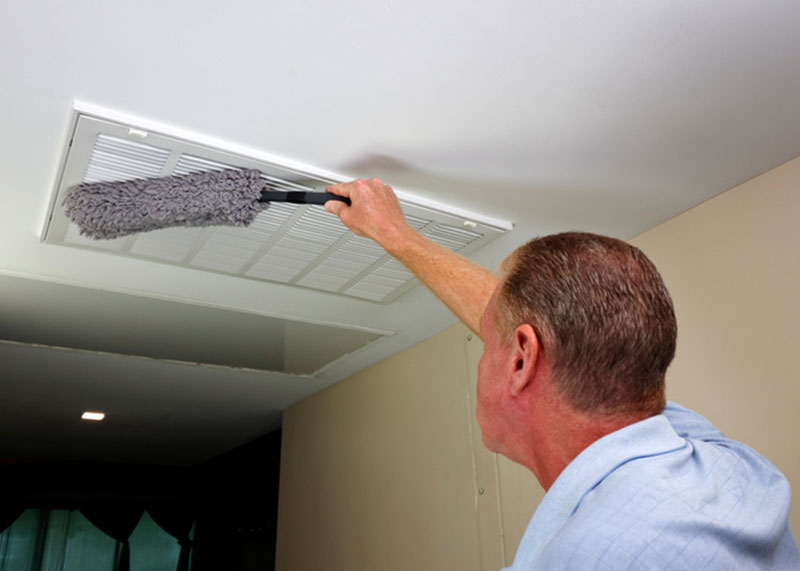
[81,411,106,421]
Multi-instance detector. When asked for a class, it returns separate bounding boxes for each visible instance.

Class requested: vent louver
[43,106,509,303]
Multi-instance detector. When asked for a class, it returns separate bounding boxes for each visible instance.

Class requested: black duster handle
[259,190,351,206]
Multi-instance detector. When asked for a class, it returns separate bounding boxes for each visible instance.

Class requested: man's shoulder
[534,435,798,570]
[508,407,799,570]
[539,512,800,570]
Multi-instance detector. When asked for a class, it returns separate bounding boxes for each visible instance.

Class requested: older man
[325,178,800,570]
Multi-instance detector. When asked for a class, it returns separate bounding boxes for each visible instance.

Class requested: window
[0,509,188,571]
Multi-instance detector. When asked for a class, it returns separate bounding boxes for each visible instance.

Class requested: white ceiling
[2,0,800,465]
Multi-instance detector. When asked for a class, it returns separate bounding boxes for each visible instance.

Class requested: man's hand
[325,178,499,337]
[325,178,411,250]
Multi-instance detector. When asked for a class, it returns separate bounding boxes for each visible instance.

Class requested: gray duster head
[63,168,269,240]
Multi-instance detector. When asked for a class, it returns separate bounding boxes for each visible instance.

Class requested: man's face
[476,287,511,454]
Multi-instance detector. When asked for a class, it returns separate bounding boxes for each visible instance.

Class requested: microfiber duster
[63,168,349,240]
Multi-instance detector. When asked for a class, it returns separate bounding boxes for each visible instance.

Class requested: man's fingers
[326,181,356,198]
[324,199,346,216]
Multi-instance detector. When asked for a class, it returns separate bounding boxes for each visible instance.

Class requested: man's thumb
[324,200,345,217]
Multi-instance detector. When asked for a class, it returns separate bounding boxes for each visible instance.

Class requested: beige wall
[276,324,542,571]
[277,154,800,568]
[631,155,800,530]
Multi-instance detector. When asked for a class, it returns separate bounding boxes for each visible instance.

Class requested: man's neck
[521,387,650,491]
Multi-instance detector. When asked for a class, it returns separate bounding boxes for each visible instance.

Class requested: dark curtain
[0,505,23,534]
[80,503,144,571]
[148,505,196,571]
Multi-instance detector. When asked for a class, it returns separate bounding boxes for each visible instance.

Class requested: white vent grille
[85,134,171,183]
[43,111,509,304]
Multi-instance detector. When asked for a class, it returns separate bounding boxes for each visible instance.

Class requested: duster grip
[259,190,351,206]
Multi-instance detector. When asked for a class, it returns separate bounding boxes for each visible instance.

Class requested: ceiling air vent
[43,103,511,303]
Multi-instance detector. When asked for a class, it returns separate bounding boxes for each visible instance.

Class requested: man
[324,178,800,570]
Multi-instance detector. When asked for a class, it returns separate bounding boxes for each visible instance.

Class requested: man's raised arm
[325,178,499,337]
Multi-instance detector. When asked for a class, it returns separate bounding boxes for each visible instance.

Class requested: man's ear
[508,324,539,396]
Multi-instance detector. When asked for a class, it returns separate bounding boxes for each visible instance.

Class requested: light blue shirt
[505,402,800,570]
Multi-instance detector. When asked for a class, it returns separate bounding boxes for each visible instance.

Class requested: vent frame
[43,104,510,304]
